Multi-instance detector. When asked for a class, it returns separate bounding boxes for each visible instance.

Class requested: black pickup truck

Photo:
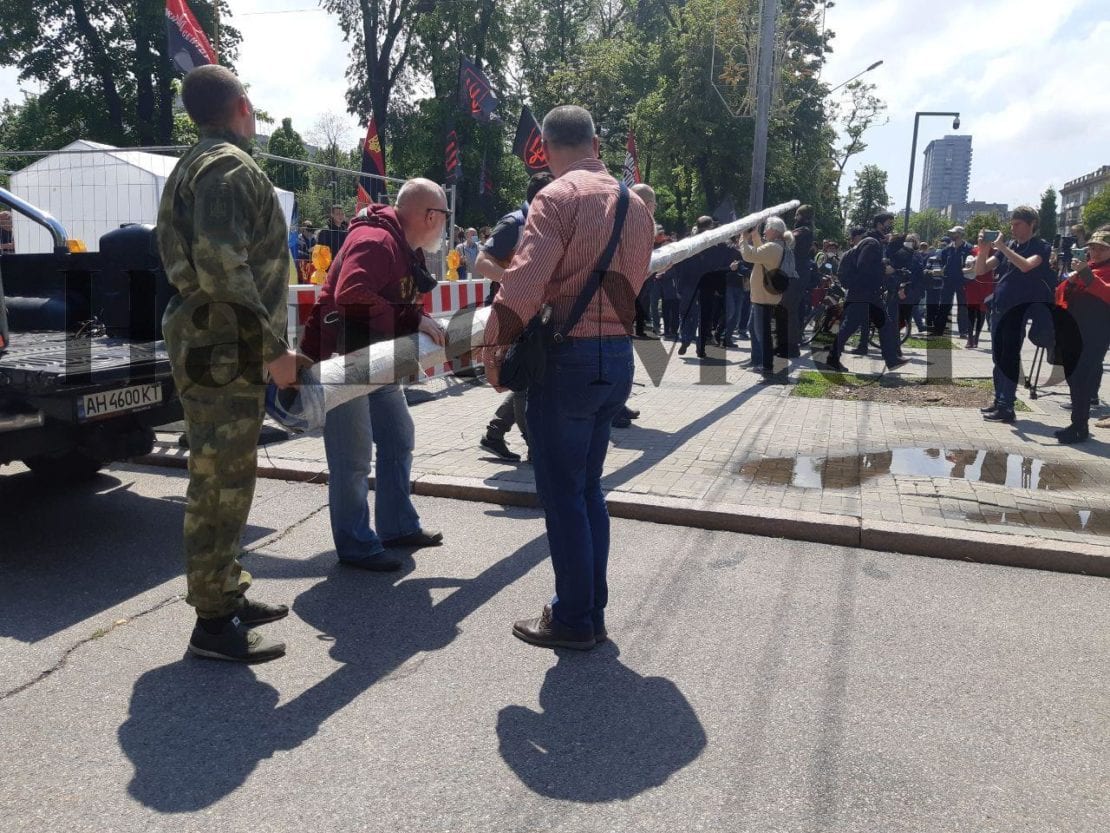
[0,189,182,480]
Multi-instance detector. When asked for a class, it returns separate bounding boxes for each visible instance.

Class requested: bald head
[395,177,449,252]
[396,178,447,211]
[631,183,656,216]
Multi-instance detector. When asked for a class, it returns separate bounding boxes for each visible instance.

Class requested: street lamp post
[827,60,884,96]
[903,111,961,233]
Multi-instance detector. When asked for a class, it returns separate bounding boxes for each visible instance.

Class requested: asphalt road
[0,463,1107,833]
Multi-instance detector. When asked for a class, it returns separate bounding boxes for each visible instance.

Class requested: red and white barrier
[287,284,322,349]
[422,279,492,316]
[287,281,486,380]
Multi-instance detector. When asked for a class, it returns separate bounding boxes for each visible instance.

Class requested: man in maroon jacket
[302,178,449,571]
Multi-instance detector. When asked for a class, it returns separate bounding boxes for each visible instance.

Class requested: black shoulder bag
[498,181,630,392]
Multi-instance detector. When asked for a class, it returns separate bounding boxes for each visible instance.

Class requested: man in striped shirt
[482,105,655,650]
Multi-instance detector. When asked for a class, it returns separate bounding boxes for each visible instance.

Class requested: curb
[134,450,1110,579]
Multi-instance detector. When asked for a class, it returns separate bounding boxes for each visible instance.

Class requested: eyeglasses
[426,208,451,217]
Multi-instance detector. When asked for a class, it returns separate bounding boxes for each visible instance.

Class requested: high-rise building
[920,135,972,213]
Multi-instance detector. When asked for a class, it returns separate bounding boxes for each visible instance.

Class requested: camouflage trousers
[181,390,265,618]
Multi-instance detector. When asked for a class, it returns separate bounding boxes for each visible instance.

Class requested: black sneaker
[480,435,521,461]
[612,415,632,428]
[983,409,1016,424]
[980,404,1000,414]
[189,617,286,664]
[382,529,444,549]
[886,358,910,371]
[822,357,848,373]
[1057,424,1090,444]
[623,408,641,420]
[678,342,690,355]
[234,596,289,626]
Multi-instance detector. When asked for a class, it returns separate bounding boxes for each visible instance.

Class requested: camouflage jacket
[157,129,289,394]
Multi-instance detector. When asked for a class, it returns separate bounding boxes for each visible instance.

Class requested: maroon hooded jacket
[301,205,429,362]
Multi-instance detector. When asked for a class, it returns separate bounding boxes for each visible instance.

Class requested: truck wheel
[24,450,107,482]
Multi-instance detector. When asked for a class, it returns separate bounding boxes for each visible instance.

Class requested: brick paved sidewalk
[150,331,1110,555]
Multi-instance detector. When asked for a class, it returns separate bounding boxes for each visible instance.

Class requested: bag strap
[555,181,630,340]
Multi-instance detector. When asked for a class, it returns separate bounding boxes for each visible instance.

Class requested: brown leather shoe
[512,605,595,651]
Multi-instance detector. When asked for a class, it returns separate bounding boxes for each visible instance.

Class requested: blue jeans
[323,384,421,559]
[723,284,748,339]
[749,302,774,371]
[526,338,633,634]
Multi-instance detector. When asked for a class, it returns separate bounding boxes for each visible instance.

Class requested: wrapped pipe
[266,199,800,432]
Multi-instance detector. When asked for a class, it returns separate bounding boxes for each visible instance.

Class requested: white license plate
[78,383,163,421]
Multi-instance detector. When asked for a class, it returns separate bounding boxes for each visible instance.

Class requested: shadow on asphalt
[0,469,271,643]
[119,535,552,812]
[496,644,706,802]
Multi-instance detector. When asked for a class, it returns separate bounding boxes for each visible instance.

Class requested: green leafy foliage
[846,164,891,230]
[0,1,237,148]
[965,212,1008,242]
[1038,186,1058,243]
[1082,187,1110,233]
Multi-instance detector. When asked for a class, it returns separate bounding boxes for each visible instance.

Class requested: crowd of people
[156,64,1107,665]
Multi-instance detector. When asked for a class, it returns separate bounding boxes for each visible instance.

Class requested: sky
[1,0,1107,212]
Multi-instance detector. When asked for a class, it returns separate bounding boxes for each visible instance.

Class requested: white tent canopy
[9,139,295,253]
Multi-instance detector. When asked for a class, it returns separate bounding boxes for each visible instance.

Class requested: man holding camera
[974,206,1055,424]
[934,226,972,338]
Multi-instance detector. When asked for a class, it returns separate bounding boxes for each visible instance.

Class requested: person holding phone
[1052,226,1110,443]
[974,206,1055,424]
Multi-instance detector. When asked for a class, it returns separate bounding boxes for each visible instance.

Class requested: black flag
[165,0,217,74]
[512,106,548,175]
[459,57,500,123]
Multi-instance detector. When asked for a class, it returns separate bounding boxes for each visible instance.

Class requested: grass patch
[904,335,956,350]
[791,371,1029,411]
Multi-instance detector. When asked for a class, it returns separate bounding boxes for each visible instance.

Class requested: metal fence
[0,142,453,280]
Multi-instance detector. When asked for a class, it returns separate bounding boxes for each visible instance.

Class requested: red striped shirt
[482,158,655,364]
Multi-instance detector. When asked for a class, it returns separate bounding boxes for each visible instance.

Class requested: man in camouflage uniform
[157,65,301,663]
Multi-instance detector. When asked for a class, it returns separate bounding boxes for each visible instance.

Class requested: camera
[981,230,1000,242]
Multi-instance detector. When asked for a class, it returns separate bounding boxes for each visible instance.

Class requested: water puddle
[737,448,1084,491]
[965,509,1110,536]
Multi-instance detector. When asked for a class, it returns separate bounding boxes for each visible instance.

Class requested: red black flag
[512,106,548,175]
[356,113,387,210]
[622,130,641,187]
[459,57,500,124]
[165,0,217,74]
[444,128,460,185]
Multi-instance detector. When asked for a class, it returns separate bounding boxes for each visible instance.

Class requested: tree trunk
[70,0,126,141]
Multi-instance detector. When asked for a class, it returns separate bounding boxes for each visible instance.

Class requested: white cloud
[231,1,364,147]
[824,0,1109,210]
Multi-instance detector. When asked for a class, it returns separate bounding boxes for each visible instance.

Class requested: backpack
[837,241,861,290]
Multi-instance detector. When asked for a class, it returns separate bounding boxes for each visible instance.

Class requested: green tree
[965,212,1007,242]
[1038,186,1058,243]
[0,1,238,148]
[907,208,951,245]
[262,118,309,192]
[830,80,887,196]
[846,165,891,229]
[1081,188,1110,233]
